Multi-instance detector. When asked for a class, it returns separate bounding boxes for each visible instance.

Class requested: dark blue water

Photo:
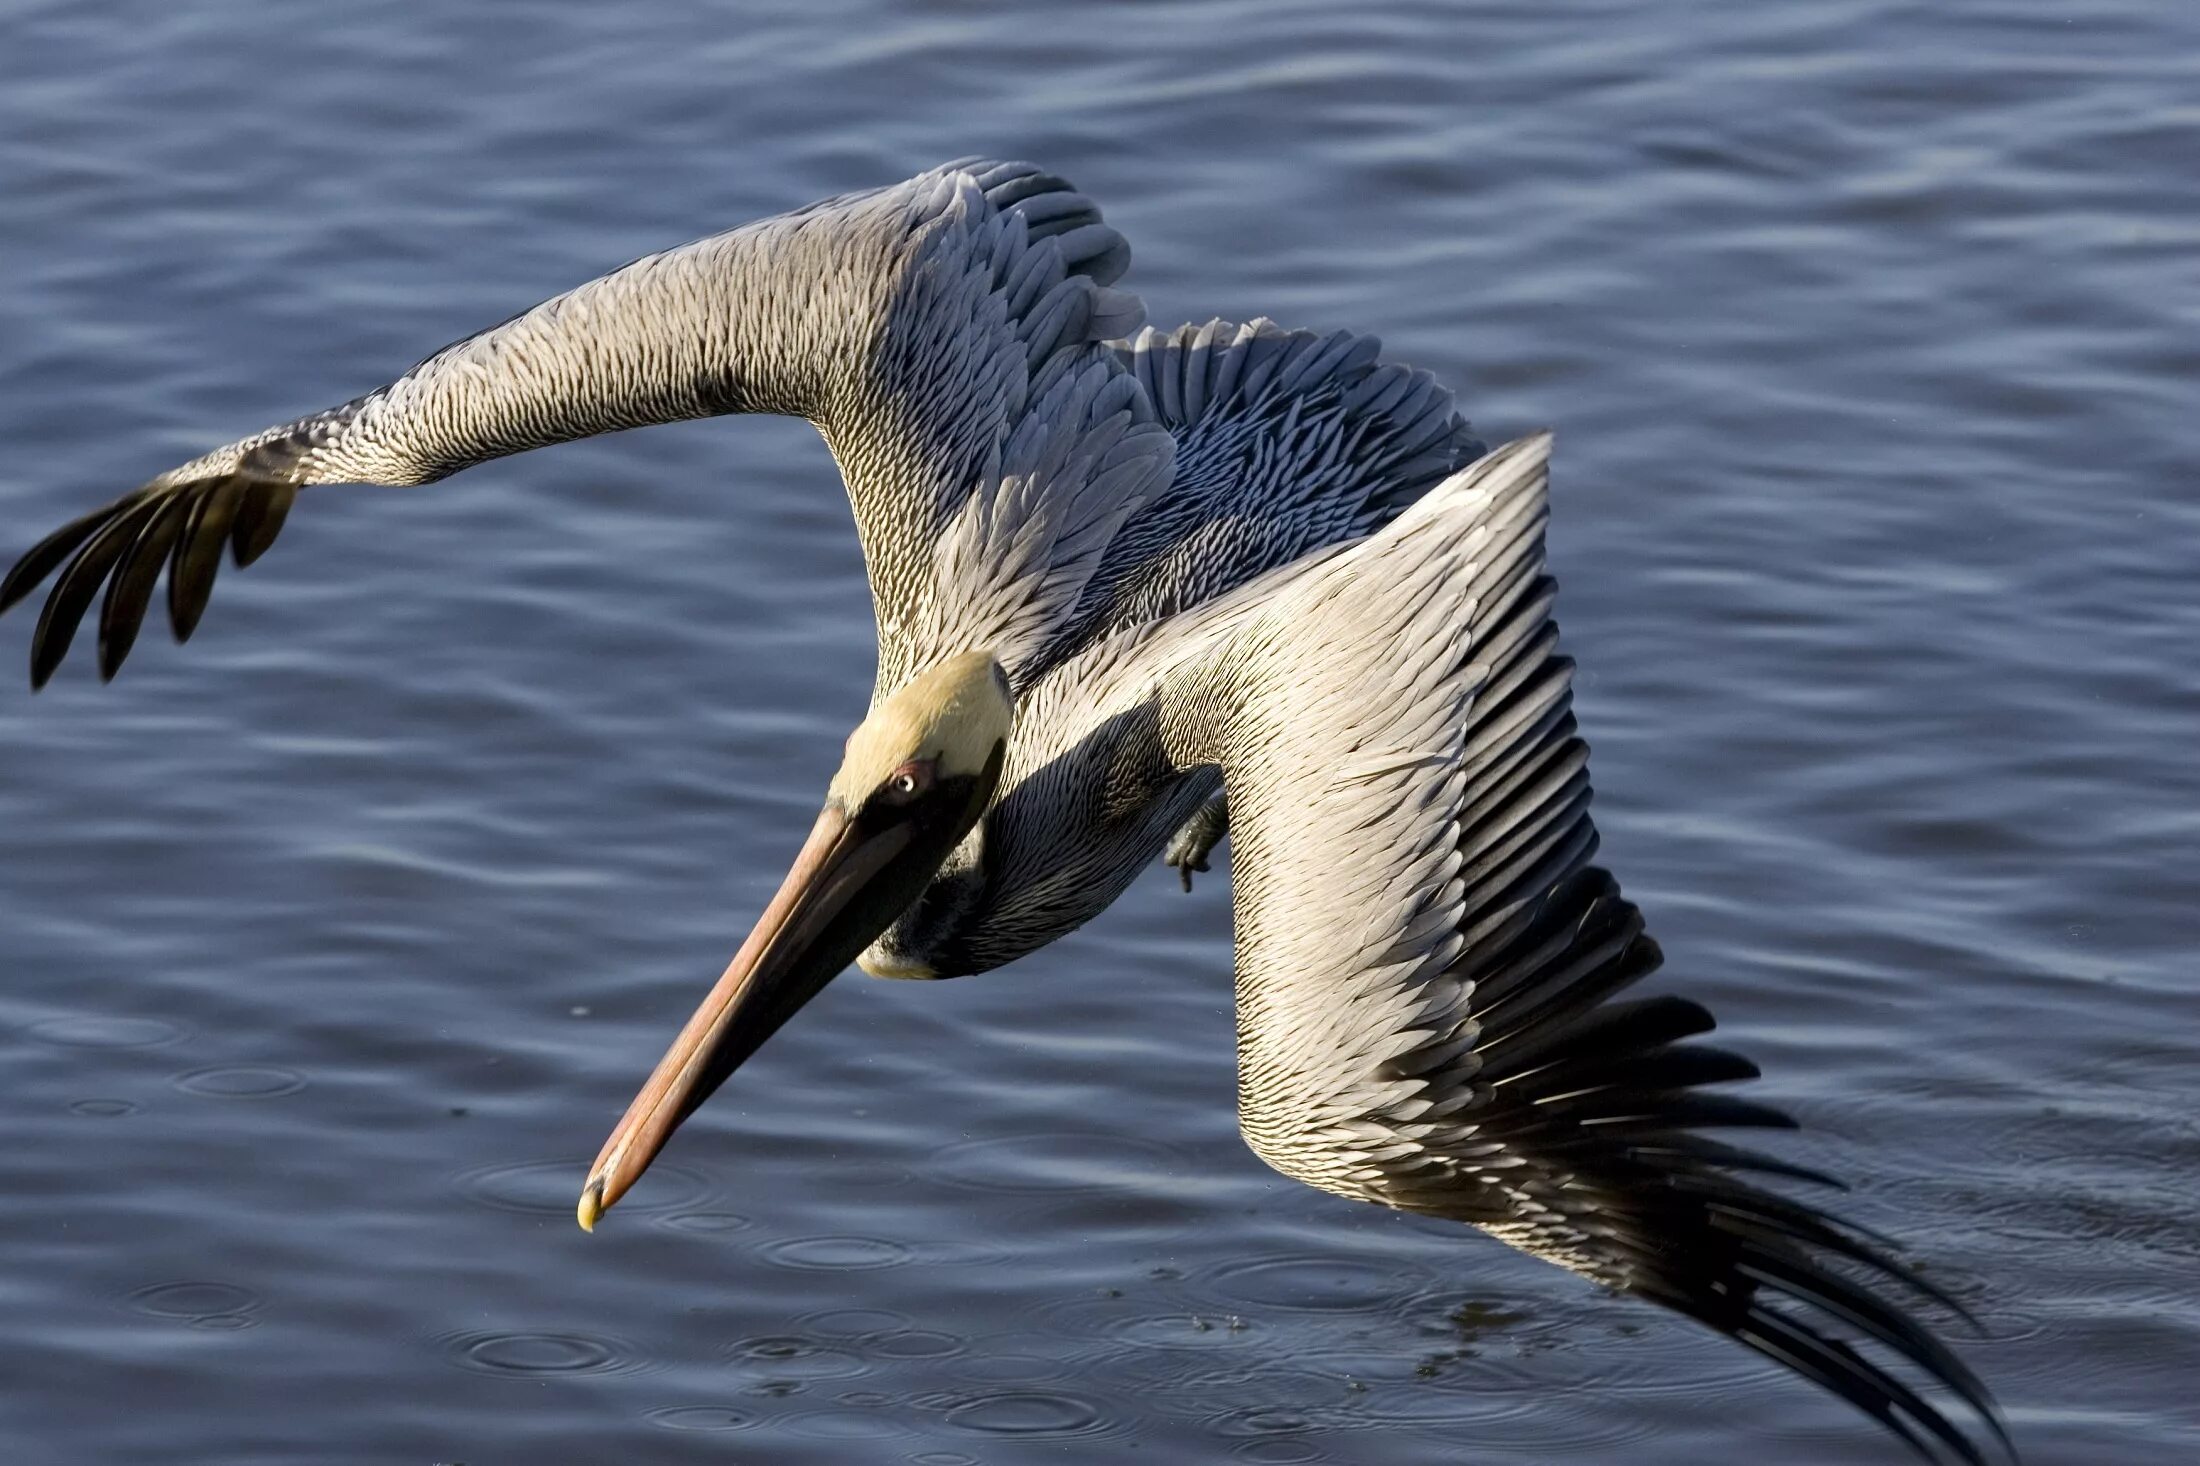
[3,3,2195,1462]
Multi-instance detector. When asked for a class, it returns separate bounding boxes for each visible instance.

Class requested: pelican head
[578,651,1012,1230]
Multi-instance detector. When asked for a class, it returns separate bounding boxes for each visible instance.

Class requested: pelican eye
[882,761,934,802]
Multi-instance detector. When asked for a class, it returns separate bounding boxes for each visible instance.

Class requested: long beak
[577,801,912,1231]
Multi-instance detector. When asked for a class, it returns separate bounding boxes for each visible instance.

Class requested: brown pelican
[1,160,2010,1463]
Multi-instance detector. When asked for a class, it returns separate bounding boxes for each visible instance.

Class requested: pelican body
[2,160,2010,1464]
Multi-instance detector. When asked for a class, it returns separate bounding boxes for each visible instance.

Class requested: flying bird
[1,160,2010,1464]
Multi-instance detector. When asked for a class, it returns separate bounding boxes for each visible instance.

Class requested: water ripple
[724,1335,868,1380]
[1102,1312,1258,1350]
[655,1209,752,1235]
[172,1065,307,1099]
[440,1329,647,1378]
[939,1389,1111,1439]
[1232,1441,1326,1464]
[929,1132,1187,1193]
[1199,1254,1433,1313]
[645,1405,758,1433]
[128,1281,263,1323]
[778,1408,908,1440]
[865,1327,964,1360]
[760,1235,914,1272]
[28,1015,185,1049]
[454,1159,708,1217]
[801,1307,909,1338]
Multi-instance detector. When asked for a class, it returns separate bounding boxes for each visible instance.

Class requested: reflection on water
[3,1,2198,1463]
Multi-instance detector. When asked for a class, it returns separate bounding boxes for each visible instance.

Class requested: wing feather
[3,160,1168,691]
[1071,317,1484,643]
[1154,434,2010,1463]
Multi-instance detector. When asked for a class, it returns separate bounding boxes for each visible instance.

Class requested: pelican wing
[1152,435,2009,1464]
[1091,318,1478,629]
[1006,317,1481,695]
[1,160,1173,692]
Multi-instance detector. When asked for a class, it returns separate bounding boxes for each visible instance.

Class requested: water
[2,3,2194,1461]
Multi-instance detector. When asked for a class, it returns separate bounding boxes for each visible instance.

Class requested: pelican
[2,160,2010,1463]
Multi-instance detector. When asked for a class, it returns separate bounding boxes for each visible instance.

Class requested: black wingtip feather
[1732,1307,1987,1466]
[1426,863,2011,1463]
[28,496,161,689]
[4,472,294,686]
[1737,1249,2002,1433]
[229,479,295,568]
[2,498,140,621]
[168,475,245,642]
[98,494,191,681]
[1627,1135,1849,1190]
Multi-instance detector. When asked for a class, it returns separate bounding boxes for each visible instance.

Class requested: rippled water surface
[3,4,2195,1462]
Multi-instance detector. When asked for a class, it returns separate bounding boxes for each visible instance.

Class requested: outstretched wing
[0,159,1174,693]
[1152,436,2011,1465]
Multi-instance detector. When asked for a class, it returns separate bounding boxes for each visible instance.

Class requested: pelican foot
[1163,794,1229,892]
